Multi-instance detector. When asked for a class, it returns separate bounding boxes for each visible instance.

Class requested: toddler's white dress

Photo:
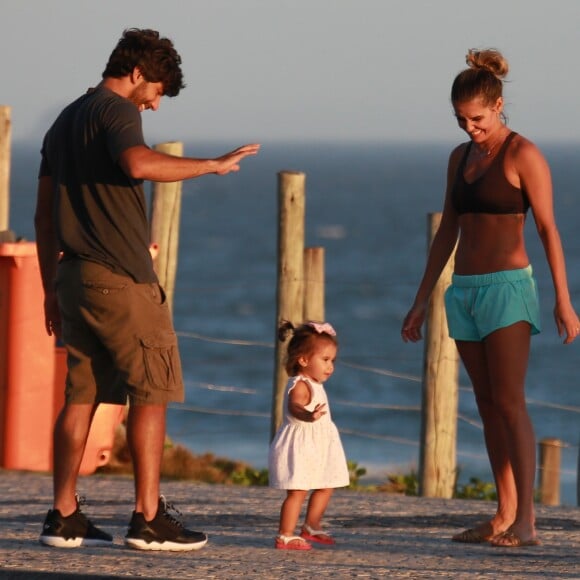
[268,375,349,490]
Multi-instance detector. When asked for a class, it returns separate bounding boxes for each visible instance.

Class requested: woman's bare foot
[452,518,511,543]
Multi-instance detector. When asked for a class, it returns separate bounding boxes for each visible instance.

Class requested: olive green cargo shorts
[56,259,184,405]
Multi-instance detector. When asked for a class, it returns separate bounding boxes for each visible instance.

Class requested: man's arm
[118,143,260,182]
[34,175,61,337]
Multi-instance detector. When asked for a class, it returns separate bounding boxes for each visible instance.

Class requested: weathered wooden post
[538,437,562,506]
[418,212,459,498]
[149,141,183,314]
[0,106,11,232]
[303,247,325,322]
[271,171,305,440]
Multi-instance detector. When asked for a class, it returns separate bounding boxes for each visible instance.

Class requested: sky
[2,0,580,147]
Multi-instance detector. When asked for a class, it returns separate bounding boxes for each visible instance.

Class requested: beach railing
[271,171,306,439]
[271,171,327,439]
[419,213,459,498]
[271,179,461,498]
[0,116,577,505]
[149,141,184,314]
[538,437,563,506]
[270,179,577,503]
[0,105,10,232]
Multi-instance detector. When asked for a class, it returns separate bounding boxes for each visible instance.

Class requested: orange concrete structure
[0,242,124,474]
[53,345,125,475]
[0,242,55,471]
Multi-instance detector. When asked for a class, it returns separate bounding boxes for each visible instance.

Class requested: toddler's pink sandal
[300,524,336,545]
[275,534,312,550]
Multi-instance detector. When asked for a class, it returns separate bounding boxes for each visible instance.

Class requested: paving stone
[0,471,578,579]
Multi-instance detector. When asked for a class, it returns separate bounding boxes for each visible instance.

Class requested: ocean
[8,139,580,505]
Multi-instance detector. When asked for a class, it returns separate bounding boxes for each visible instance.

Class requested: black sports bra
[451,132,530,215]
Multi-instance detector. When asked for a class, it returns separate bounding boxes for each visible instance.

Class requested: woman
[401,48,579,548]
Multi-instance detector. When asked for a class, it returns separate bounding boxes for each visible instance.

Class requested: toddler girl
[268,321,349,550]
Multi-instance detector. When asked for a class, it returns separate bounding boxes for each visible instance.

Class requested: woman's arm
[401,146,462,343]
[516,138,580,343]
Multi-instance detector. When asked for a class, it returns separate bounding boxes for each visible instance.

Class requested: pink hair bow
[307,322,336,336]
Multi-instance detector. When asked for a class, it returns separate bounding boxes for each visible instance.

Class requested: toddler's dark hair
[278,320,338,376]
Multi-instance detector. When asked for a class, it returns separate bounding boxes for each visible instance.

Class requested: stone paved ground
[0,470,578,579]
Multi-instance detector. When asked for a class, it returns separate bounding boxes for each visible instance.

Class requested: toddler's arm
[288,380,327,422]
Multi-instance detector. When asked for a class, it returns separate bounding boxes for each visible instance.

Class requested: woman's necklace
[473,128,508,158]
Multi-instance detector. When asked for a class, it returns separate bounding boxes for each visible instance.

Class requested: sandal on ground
[452,527,496,544]
[300,524,336,545]
[490,530,540,548]
[275,534,312,550]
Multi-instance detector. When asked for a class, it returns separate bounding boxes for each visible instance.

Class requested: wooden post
[271,171,305,440]
[538,437,561,506]
[303,247,325,322]
[418,212,459,498]
[0,106,11,232]
[149,141,183,314]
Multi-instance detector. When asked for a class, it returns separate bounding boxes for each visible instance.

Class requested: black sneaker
[39,496,113,548]
[125,496,208,552]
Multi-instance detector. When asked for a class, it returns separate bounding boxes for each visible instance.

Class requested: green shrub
[379,470,419,496]
[231,466,269,486]
[454,477,497,501]
[347,460,367,489]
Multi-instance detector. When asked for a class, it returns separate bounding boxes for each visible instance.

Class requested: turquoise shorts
[444,266,541,342]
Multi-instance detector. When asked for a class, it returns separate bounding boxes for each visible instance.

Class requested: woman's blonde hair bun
[466,48,509,79]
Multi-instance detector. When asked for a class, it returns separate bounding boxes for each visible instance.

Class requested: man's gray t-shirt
[39,86,156,283]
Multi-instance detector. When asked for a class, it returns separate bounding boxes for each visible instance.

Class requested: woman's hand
[401,303,427,343]
[554,302,580,344]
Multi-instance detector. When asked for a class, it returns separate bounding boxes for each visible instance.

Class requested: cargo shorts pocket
[140,331,180,391]
[82,280,129,310]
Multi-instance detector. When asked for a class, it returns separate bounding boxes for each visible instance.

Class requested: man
[34,28,259,551]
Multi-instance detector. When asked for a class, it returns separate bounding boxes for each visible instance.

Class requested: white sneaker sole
[125,537,208,552]
[39,535,113,548]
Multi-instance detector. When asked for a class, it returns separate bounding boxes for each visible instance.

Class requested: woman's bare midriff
[454,213,529,275]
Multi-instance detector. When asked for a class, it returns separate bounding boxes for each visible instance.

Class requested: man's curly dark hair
[102,28,185,97]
